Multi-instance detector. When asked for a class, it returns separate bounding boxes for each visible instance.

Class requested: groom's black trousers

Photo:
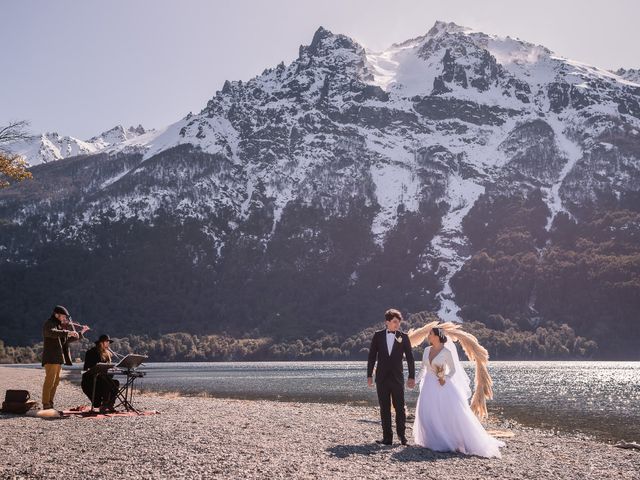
[376,379,406,441]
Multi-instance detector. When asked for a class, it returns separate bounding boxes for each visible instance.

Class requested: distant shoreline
[5,358,640,365]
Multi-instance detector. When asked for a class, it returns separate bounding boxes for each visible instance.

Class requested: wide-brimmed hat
[95,334,113,345]
[53,305,70,316]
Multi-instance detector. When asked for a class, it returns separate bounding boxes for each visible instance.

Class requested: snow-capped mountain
[1,22,639,356]
[6,125,151,166]
[88,124,149,150]
[7,132,100,165]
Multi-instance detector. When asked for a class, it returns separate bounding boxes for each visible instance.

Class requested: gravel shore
[0,366,637,480]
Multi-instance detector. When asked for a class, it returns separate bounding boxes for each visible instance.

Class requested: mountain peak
[614,68,640,85]
[129,124,146,135]
[426,20,473,38]
[88,124,148,145]
[300,26,362,59]
[309,26,334,52]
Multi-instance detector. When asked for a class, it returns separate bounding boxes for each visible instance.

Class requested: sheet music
[114,354,147,370]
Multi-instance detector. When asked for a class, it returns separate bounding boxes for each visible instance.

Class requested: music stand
[113,354,147,414]
[115,354,146,370]
[88,363,115,413]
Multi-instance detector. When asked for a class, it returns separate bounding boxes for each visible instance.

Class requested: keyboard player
[81,334,120,412]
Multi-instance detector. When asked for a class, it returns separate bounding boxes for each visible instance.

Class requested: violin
[62,317,91,336]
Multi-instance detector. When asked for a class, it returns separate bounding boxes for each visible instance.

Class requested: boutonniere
[395,335,403,344]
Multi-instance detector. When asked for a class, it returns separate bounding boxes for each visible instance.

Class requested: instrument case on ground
[1,389,38,414]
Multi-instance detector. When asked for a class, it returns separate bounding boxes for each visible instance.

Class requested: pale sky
[2,0,639,139]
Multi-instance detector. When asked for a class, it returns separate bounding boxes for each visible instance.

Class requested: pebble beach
[0,365,637,480]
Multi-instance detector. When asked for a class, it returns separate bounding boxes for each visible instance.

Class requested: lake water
[125,361,639,442]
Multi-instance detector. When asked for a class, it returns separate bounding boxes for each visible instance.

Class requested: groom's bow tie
[387,331,396,335]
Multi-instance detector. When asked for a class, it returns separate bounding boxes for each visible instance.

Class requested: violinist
[41,305,82,410]
[81,334,120,412]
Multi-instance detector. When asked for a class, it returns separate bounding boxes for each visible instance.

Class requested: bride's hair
[432,327,448,343]
[409,320,494,420]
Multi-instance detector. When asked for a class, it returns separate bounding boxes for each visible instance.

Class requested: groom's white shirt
[386,330,395,355]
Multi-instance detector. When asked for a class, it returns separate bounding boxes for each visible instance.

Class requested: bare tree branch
[0,120,33,147]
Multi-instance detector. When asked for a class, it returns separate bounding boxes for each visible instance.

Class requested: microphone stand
[108,348,126,361]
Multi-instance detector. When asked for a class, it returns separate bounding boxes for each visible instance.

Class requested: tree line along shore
[1,312,599,364]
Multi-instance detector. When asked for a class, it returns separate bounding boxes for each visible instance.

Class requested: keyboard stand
[112,354,147,414]
[113,369,145,414]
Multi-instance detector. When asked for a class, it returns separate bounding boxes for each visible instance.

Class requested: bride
[409,322,505,458]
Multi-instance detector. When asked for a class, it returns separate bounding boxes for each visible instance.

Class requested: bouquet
[435,364,446,384]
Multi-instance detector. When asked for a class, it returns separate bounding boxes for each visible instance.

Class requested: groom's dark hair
[384,309,403,322]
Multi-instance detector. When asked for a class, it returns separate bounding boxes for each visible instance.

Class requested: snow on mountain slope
[5,125,152,166]
[7,132,100,165]
[89,125,149,150]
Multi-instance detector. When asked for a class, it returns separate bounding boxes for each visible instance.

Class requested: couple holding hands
[367,309,504,458]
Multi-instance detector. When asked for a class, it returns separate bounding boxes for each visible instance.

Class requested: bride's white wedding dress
[413,344,505,458]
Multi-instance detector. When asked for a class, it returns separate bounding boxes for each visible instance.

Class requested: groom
[367,308,415,445]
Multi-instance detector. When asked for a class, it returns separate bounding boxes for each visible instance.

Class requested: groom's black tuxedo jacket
[367,329,416,385]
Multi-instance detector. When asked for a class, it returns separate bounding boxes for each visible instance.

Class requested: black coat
[81,346,118,407]
[82,346,104,372]
[41,316,77,366]
[367,329,415,384]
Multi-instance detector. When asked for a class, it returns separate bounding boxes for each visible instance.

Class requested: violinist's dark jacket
[41,316,78,366]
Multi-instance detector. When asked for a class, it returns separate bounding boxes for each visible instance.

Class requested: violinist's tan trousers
[42,363,62,408]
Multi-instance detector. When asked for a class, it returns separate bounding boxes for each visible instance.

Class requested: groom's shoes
[399,436,408,446]
[375,439,392,446]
